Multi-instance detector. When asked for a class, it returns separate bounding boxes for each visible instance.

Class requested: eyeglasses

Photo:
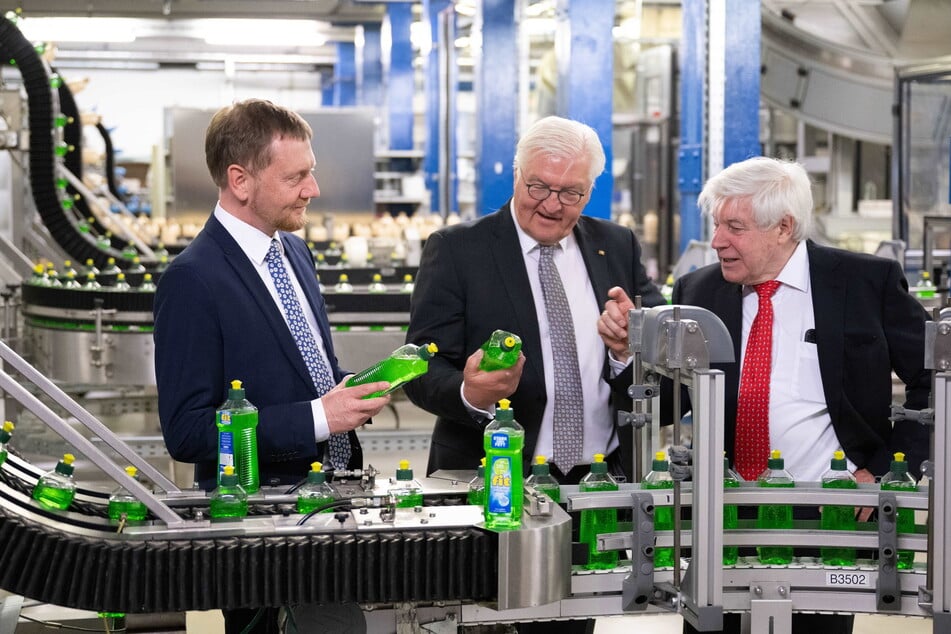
[524,182,586,206]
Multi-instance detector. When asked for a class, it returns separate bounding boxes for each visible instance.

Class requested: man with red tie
[598,156,930,634]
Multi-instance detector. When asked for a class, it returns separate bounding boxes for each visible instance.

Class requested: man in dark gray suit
[599,156,930,634]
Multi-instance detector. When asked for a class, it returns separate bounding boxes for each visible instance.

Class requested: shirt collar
[214,203,281,266]
[508,201,575,256]
[744,240,809,294]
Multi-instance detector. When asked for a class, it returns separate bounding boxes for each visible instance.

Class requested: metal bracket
[621,490,656,611]
[617,408,652,429]
[890,404,934,427]
[749,582,792,634]
[876,491,901,611]
[524,486,553,516]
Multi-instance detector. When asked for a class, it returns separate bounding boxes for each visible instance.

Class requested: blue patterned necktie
[266,239,351,469]
[537,244,585,472]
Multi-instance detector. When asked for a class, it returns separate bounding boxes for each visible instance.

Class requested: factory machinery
[0,304,947,633]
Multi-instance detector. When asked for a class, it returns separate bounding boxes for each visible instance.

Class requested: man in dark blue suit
[154,99,388,634]
[599,156,930,634]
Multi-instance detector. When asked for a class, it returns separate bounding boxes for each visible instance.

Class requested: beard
[250,198,309,233]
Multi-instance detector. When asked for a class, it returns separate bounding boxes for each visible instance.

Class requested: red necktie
[734,280,781,481]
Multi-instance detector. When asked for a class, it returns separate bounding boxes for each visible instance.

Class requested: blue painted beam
[321,70,334,107]
[722,0,760,168]
[334,42,356,106]
[423,0,456,213]
[555,0,614,219]
[357,24,383,108]
[385,3,414,151]
[476,0,518,215]
[678,0,706,249]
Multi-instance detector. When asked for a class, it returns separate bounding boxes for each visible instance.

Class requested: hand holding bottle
[597,286,636,363]
[461,348,524,411]
[322,380,392,434]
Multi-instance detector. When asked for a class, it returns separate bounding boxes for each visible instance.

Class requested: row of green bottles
[0,421,14,468]
[478,330,522,371]
[820,450,857,566]
[346,342,438,399]
[108,466,148,521]
[210,465,248,519]
[881,452,918,569]
[723,455,741,565]
[297,462,336,513]
[525,455,560,503]
[580,453,619,570]
[757,450,794,565]
[484,399,524,531]
[391,460,423,508]
[643,451,674,568]
[32,453,77,511]
[216,380,260,494]
[320,273,415,294]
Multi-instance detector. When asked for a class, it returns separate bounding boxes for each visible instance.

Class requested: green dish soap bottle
[580,453,619,570]
[467,458,486,506]
[478,330,523,371]
[821,450,857,566]
[880,451,918,569]
[32,453,77,511]
[297,461,336,514]
[643,451,675,568]
[216,379,259,494]
[525,455,560,503]
[723,454,741,565]
[483,399,524,530]
[391,459,424,508]
[210,465,248,519]
[756,449,795,565]
[108,466,148,521]
[0,421,15,468]
[346,342,438,399]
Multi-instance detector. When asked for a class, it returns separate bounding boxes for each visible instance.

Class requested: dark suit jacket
[403,203,665,480]
[671,240,930,477]
[154,214,361,490]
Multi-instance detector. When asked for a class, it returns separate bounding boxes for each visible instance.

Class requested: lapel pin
[597,250,605,256]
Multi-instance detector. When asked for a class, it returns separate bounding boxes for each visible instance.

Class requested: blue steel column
[554,0,614,219]
[721,0,760,168]
[334,42,357,106]
[357,24,383,108]
[476,0,518,214]
[678,0,705,249]
[385,4,414,150]
[423,0,456,214]
[321,70,334,107]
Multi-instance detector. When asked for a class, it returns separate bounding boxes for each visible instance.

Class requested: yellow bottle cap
[894,452,905,462]
[2,421,14,433]
[534,455,547,466]
[498,398,511,410]
[124,466,138,477]
[63,453,75,465]
[655,450,666,461]
[426,343,438,354]
[833,450,845,460]
[231,379,242,390]
[399,459,410,470]
[593,453,605,463]
[223,465,235,476]
[311,461,323,472]
[770,449,782,460]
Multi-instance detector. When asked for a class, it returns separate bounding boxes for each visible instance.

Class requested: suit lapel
[574,218,611,303]
[807,241,845,420]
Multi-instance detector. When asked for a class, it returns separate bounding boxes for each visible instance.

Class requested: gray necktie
[266,239,352,469]
[537,245,584,472]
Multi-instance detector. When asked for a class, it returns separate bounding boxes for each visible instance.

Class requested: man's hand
[854,467,877,522]
[461,349,525,411]
[322,380,392,434]
[598,286,636,363]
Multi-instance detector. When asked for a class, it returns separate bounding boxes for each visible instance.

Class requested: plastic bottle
[345,342,438,399]
[45,265,62,287]
[210,465,248,519]
[96,232,112,251]
[880,451,918,569]
[121,242,138,261]
[139,273,157,292]
[216,379,260,494]
[32,453,77,511]
[820,450,857,566]
[101,257,121,275]
[63,271,82,289]
[0,421,15,467]
[61,260,78,279]
[643,451,675,568]
[756,449,795,565]
[478,330,523,371]
[914,271,936,299]
[660,274,675,304]
[390,460,423,508]
[368,273,387,293]
[723,454,741,565]
[29,263,50,286]
[297,461,336,514]
[334,273,353,293]
[82,272,101,290]
[483,399,524,530]
[108,466,148,521]
[524,455,560,503]
[580,453,619,569]
[113,273,132,291]
[82,258,100,276]
[467,458,486,506]
[400,274,415,294]
[128,256,146,274]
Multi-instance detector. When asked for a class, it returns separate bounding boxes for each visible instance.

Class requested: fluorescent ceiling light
[17,17,139,43]
[201,19,328,47]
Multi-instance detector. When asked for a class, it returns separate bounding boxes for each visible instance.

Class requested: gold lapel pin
[597,249,605,256]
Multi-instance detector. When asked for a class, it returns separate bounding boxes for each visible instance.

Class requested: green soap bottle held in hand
[210,465,248,519]
[757,449,795,565]
[483,399,525,530]
[346,342,438,399]
[216,379,259,494]
[108,466,148,521]
[467,458,486,506]
[478,330,523,371]
[821,450,857,566]
[391,460,424,508]
[297,461,336,514]
[0,421,15,467]
[525,455,560,503]
[643,451,675,568]
[580,453,619,570]
[881,451,918,569]
[722,454,741,565]
[32,453,77,511]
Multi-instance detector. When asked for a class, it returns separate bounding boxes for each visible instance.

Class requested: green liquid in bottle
[881,480,917,569]
[33,484,75,511]
[757,482,794,564]
[643,452,675,568]
[533,482,560,503]
[821,478,857,566]
[525,455,560,503]
[395,491,424,508]
[483,400,524,531]
[580,481,619,570]
[346,343,436,399]
[108,499,148,521]
[478,330,522,371]
[297,494,335,514]
[723,478,740,565]
[216,381,259,495]
[467,463,485,506]
[210,497,249,518]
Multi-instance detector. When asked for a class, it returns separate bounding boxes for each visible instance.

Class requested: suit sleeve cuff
[607,350,633,377]
[460,382,495,422]
[311,398,330,442]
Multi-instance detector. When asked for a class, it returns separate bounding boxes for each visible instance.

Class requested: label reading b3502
[825,572,872,587]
